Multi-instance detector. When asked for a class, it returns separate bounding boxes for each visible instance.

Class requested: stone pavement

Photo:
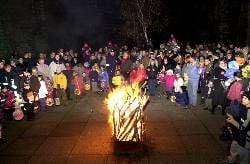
[0,93,228,164]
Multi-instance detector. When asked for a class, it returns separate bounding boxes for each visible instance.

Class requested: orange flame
[106,72,148,141]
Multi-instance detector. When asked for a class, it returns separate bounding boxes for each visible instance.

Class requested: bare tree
[120,0,162,46]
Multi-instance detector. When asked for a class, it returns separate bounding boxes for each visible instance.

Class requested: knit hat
[166,69,174,75]
[243,91,250,100]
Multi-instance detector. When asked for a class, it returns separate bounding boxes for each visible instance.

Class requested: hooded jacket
[53,72,67,90]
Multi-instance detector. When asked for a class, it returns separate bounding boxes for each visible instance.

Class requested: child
[0,94,7,143]
[174,73,188,107]
[22,86,37,121]
[83,62,91,82]
[89,66,99,92]
[98,66,109,91]
[38,75,48,111]
[0,85,15,120]
[157,67,166,97]
[174,63,182,75]
[72,72,84,96]
[45,77,54,107]
[112,70,124,87]
[203,80,213,111]
[164,69,176,99]
[53,68,67,105]
[174,73,184,93]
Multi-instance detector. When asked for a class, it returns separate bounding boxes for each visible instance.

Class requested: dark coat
[200,67,213,97]
[89,70,99,82]
[2,70,20,91]
[30,75,40,93]
[23,58,36,70]
[121,59,133,79]
[0,69,5,84]
[211,67,228,106]
[147,65,158,79]
[106,54,117,76]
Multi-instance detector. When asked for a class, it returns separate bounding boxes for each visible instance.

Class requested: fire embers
[106,82,149,142]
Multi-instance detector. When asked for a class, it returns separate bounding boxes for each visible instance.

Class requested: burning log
[106,81,149,143]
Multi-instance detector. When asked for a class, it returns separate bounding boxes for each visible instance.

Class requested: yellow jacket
[242,65,250,78]
[112,75,124,86]
[53,72,67,90]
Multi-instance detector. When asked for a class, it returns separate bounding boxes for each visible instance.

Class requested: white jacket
[174,78,184,93]
[38,81,48,99]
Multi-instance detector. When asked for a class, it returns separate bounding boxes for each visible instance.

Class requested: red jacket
[72,75,84,92]
[129,68,146,83]
[227,81,242,101]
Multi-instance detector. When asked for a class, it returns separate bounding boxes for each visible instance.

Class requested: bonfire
[106,81,149,142]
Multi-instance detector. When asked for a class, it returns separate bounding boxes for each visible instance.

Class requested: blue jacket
[183,63,200,80]
[98,70,109,82]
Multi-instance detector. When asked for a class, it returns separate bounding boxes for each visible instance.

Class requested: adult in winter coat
[37,58,52,79]
[183,55,200,106]
[63,62,74,100]
[49,54,66,77]
[227,72,244,118]
[211,59,228,115]
[200,58,213,105]
[2,64,20,92]
[129,63,146,83]
[226,91,250,164]
[147,60,158,96]
[120,52,133,81]
[106,51,117,85]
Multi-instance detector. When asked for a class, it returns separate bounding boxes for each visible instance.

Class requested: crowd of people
[0,35,250,163]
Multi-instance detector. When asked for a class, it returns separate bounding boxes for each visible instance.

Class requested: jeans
[66,83,73,99]
[39,98,46,111]
[187,79,199,106]
[148,79,157,96]
[165,87,173,98]
[230,100,241,118]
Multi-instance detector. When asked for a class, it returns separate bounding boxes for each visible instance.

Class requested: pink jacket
[165,75,176,88]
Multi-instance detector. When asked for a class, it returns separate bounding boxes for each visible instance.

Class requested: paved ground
[0,92,228,164]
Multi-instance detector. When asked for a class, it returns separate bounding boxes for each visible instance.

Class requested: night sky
[47,0,122,49]
[46,0,245,48]
[0,0,247,54]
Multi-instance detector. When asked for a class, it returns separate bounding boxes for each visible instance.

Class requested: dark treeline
[0,0,248,57]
